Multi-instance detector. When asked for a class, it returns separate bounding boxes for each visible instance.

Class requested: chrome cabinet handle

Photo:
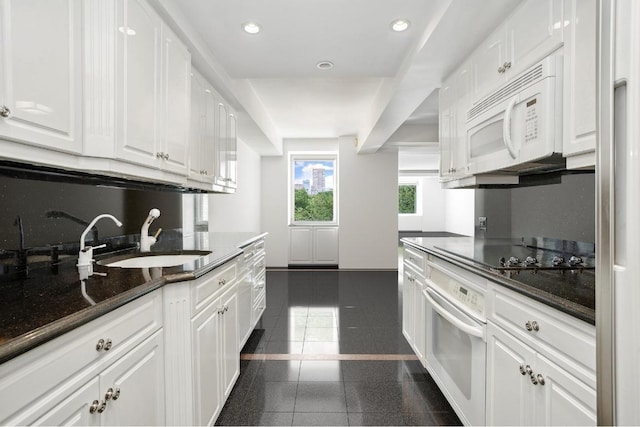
[530,373,539,385]
[89,400,100,414]
[0,105,11,118]
[535,374,545,386]
[525,321,540,332]
[218,278,226,286]
[96,339,105,351]
[156,152,163,159]
[103,338,113,351]
[97,400,107,413]
[164,153,169,160]
[504,61,511,71]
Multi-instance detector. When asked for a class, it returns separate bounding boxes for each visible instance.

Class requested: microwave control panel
[525,97,539,143]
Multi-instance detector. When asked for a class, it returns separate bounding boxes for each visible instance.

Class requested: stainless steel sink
[97,250,211,268]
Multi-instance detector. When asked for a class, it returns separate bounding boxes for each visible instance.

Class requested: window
[399,183,418,214]
[290,154,337,224]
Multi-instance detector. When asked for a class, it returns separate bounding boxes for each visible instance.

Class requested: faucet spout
[80,214,122,251]
[77,214,122,279]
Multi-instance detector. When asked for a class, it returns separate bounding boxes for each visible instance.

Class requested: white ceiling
[163,0,523,155]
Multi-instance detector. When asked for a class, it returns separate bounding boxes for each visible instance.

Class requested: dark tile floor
[215,270,462,426]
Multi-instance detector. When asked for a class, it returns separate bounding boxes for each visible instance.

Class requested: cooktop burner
[434,237,595,272]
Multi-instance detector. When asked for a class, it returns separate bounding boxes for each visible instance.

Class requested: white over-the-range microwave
[465,54,564,175]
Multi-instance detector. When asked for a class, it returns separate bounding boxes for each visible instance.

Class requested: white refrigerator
[596,0,640,424]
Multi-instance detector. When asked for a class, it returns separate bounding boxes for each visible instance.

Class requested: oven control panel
[451,283,484,317]
[428,263,485,320]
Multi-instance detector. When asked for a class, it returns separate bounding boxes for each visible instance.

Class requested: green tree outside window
[399,184,417,214]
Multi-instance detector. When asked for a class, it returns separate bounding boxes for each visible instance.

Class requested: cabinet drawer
[252,293,266,326]
[253,271,266,305]
[490,286,595,372]
[253,254,266,278]
[192,261,236,314]
[0,290,162,424]
[404,246,427,276]
[254,238,266,255]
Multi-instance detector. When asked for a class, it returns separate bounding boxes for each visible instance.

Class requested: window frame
[289,152,338,226]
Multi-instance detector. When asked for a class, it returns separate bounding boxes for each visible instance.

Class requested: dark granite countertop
[401,237,595,325]
[0,231,267,364]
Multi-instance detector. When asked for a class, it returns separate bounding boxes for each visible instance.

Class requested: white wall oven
[423,259,487,426]
[466,54,563,175]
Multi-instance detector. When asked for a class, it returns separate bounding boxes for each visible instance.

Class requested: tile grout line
[240,353,419,361]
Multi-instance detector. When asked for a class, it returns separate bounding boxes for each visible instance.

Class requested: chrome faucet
[140,208,161,252]
[77,214,122,279]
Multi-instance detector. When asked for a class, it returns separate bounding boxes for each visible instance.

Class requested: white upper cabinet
[160,24,190,175]
[562,0,596,168]
[472,0,563,101]
[114,0,190,176]
[0,0,82,153]
[188,69,217,187]
[115,0,161,168]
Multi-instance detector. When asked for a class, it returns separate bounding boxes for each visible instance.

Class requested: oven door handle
[424,287,484,340]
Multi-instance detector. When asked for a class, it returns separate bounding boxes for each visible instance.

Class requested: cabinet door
[289,227,313,264]
[202,85,217,179]
[214,101,228,186]
[533,354,596,426]
[31,377,100,427]
[192,298,222,426]
[116,0,161,167]
[438,83,454,181]
[453,66,472,178]
[99,330,165,426]
[161,24,190,175]
[562,0,596,164]
[486,322,534,426]
[237,271,253,350]
[0,0,82,153]
[412,280,426,362]
[313,227,338,264]
[401,269,415,347]
[505,0,563,74]
[220,288,239,400]
[189,70,205,180]
[472,30,506,100]
[226,111,238,189]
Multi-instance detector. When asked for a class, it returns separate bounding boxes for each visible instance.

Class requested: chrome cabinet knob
[218,278,226,286]
[164,153,169,160]
[536,374,545,386]
[0,105,11,118]
[103,338,113,351]
[96,339,105,351]
[530,373,539,385]
[519,364,532,376]
[525,321,540,332]
[504,61,512,71]
[97,400,107,413]
[105,387,120,401]
[89,400,100,414]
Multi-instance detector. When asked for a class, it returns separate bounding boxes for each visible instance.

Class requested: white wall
[209,138,261,232]
[261,139,339,267]
[339,136,398,269]
[398,175,447,231]
[260,137,398,269]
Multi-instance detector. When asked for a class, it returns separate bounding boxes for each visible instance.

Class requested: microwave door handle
[423,287,484,339]
[502,95,519,159]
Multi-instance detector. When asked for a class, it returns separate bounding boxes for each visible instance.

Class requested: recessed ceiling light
[316,61,334,70]
[391,19,410,32]
[242,22,261,34]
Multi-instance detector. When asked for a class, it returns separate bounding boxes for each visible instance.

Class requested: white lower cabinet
[486,285,596,426]
[401,246,427,365]
[289,226,338,265]
[163,259,240,426]
[0,291,164,426]
[486,322,596,426]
